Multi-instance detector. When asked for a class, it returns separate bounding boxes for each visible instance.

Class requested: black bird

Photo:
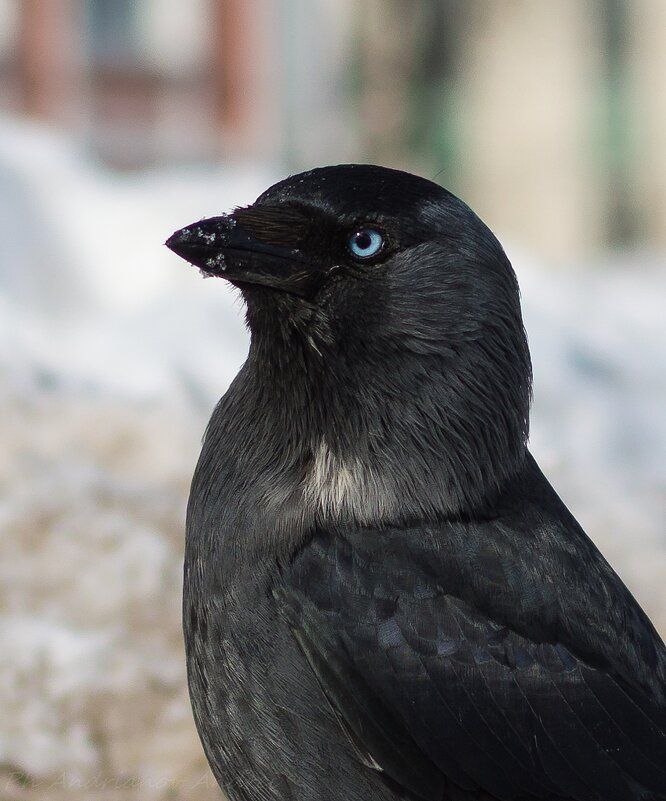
[166,164,666,801]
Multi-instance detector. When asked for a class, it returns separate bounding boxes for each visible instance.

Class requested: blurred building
[0,0,665,261]
[0,0,282,166]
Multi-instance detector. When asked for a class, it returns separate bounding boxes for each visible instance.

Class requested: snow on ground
[0,116,664,800]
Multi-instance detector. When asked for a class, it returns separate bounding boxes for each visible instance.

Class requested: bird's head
[167,165,532,517]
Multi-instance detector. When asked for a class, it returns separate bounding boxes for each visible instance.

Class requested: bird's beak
[165,214,311,296]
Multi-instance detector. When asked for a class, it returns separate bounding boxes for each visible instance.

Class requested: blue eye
[348,228,384,259]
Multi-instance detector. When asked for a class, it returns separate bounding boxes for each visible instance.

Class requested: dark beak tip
[165,228,200,266]
[165,229,184,252]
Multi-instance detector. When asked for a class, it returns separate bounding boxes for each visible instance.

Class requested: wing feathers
[279,524,666,800]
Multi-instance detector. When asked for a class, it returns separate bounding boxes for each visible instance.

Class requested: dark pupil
[355,231,372,250]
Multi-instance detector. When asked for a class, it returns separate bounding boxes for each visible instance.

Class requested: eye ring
[347,227,384,260]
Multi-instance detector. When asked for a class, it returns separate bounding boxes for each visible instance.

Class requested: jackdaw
[166,164,666,801]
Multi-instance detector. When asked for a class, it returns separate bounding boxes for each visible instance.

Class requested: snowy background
[1,116,665,800]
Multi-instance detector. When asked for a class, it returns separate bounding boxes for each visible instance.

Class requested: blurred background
[1,2,664,800]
